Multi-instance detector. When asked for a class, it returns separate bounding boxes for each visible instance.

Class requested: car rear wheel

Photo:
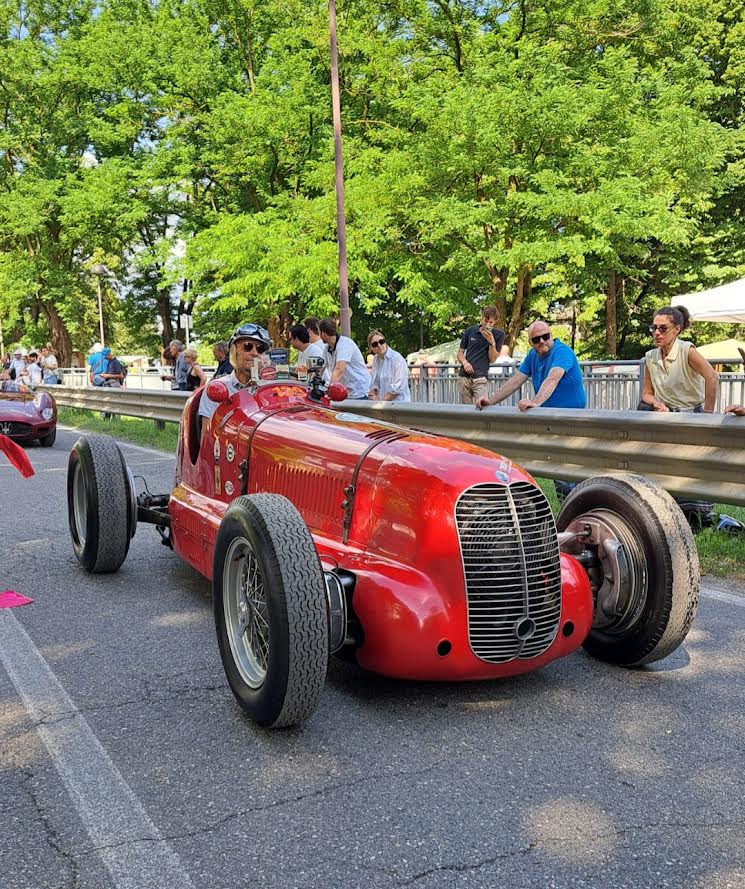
[213,494,328,728]
[557,474,699,666]
[39,428,56,447]
[67,434,136,573]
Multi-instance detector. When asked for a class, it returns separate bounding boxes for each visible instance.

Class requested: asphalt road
[1,427,744,889]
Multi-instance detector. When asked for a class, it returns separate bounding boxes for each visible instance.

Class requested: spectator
[212,341,232,379]
[39,345,59,384]
[303,317,324,349]
[89,348,111,386]
[160,339,188,391]
[476,321,586,411]
[410,350,437,380]
[87,342,105,377]
[8,350,25,380]
[101,348,125,387]
[318,319,370,399]
[725,405,745,416]
[24,352,43,387]
[367,330,411,402]
[290,324,326,365]
[456,306,508,404]
[199,323,273,422]
[183,347,207,391]
[640,305,718,413]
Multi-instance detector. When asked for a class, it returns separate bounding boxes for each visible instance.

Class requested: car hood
[0,394,39,419]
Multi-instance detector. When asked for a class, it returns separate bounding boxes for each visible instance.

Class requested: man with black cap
[198,323,274,421]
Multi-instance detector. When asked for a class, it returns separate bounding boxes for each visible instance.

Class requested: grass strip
[58,407,179,453]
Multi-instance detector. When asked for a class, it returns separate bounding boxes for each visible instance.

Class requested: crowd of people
[3,305,745,418]
[1,345,60,389]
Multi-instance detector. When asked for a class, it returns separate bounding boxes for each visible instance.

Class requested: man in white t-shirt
[290,324,326,365]
[318,319,370,399]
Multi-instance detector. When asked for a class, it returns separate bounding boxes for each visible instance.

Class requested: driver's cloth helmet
[228,323,271,369]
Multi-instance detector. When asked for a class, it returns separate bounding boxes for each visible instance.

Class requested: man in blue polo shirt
[476,320,585,411]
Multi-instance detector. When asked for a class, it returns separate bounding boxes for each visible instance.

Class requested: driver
[198,323,273,422]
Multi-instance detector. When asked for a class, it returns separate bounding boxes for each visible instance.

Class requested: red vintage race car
[66,370,699,728]
[0,383,57,446]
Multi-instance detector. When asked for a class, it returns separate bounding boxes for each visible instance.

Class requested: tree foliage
[0,0,743,361]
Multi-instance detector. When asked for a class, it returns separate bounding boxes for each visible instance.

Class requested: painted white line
[700,586,745,608]
[0,612,195,889]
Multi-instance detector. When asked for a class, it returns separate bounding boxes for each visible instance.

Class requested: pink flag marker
[0,590,34,608]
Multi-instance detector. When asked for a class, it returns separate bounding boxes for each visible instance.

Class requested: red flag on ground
[0,433,34,478]
[0,590,34,608]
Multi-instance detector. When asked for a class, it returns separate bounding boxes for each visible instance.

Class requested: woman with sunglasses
[641,306,718,413]
[367,330,411,402]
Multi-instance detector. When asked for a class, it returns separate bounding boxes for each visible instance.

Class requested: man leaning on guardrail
[476,321,586,412]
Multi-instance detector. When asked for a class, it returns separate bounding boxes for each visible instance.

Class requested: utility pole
[91,264,107,346]
[329,0,351,337]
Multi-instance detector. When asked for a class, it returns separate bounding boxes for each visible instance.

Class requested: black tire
[39,427,56,447]
[213,494,328,728]
[67,434,135,573]
[557,474,699,666]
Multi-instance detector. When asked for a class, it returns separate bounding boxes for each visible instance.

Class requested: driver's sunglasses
[240,341,267,354]
[370,338,386,348]
[530,333,552,345]
[649,324,671,334]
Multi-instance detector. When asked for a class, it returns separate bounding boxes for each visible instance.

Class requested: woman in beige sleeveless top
[640,305,718,412]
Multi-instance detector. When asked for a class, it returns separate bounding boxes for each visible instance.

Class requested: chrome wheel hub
[564,509,648,633]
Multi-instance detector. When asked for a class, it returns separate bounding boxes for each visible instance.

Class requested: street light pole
[329,0,351,338]
[91,264,107,347]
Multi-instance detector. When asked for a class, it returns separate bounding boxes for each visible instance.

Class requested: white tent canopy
[676,276,745,323]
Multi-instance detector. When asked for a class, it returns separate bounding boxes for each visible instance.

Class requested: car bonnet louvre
[455,482,562,664]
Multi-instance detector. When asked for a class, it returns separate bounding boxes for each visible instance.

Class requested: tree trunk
[507,268,531,346]
[41,300,73,366]
[606,270,618,358]
[158,292,174,347]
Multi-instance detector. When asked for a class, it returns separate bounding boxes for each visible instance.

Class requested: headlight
[41,408,54,420]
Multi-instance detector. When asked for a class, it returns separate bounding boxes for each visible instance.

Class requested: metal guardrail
[343,402,745,507]
[49,385,189,423]
[47,386,745,506]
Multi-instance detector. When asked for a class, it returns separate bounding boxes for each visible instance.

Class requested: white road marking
[700,585,745,608]
[0,612,195,889]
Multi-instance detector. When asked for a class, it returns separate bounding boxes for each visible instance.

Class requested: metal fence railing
[56,359,745,411]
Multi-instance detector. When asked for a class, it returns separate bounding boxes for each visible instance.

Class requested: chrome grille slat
[456,481,562,665]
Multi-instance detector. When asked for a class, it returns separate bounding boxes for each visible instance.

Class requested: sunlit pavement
[1,429,743,889]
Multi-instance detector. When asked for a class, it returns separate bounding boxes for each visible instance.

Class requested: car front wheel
[557,473,699,666]
[213,494,329,729]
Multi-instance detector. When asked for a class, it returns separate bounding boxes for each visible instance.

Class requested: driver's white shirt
[198,370,248,421]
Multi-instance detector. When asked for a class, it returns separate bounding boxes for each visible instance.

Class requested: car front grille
[0,422,31,436]
[455,482,562,663]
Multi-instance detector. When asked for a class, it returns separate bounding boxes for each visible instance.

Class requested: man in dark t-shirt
[456,306,508,404]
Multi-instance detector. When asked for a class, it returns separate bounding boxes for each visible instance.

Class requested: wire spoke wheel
[224,537,269,688]
[213,494,329,728]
